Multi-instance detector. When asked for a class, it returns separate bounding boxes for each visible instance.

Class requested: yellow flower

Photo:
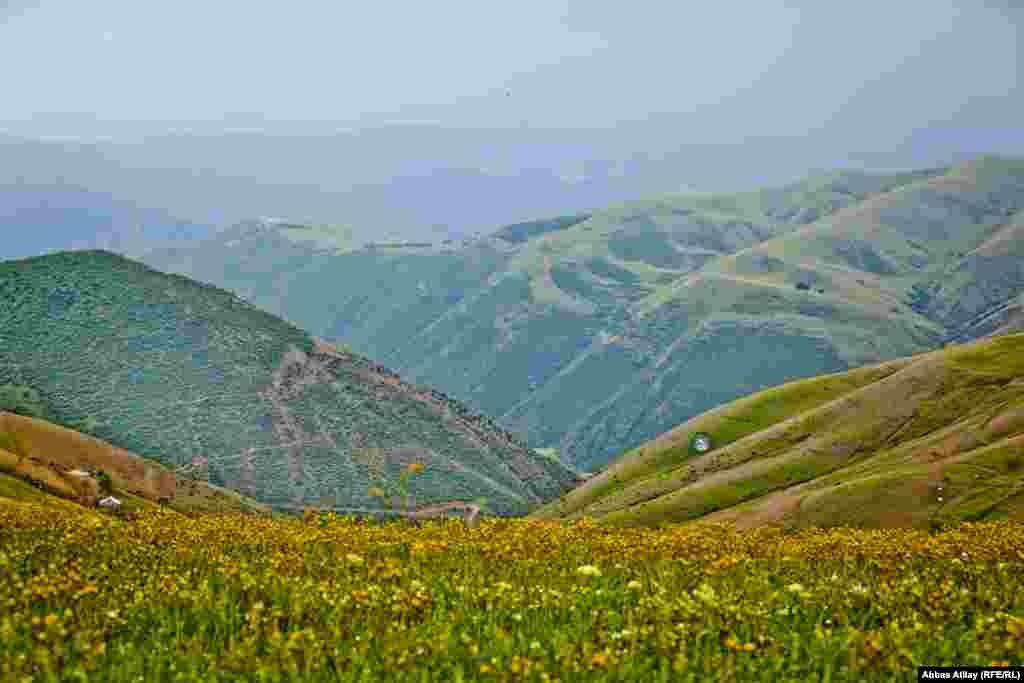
[576,564,602,577]
[626,580,643,591]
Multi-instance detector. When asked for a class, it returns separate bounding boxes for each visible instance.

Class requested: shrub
[95,470,114,495]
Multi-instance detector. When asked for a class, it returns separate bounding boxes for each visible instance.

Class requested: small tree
[367,462,425,521]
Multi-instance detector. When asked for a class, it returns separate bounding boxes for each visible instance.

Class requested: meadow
[2,502,1022,682]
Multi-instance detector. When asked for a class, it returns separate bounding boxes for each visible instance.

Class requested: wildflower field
[1,504,1023,682]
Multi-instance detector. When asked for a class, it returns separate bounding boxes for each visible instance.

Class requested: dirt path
[410,501,482,527]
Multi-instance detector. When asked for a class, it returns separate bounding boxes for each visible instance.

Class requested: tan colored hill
[0,411,270,517]
[529,333,1024,529]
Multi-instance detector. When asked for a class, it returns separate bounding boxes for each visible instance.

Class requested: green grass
[947,334,1024,376]
[0,470,56,503]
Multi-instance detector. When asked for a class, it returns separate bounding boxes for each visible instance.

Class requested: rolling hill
[0,409,270,517]
[528,332,1024,529]
[0,250,580,516]
[141,156,1024,473]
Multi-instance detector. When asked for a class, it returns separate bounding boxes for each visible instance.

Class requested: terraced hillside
[0,250,580,516]
[529,333,1024,529]
[141,156,1024,472]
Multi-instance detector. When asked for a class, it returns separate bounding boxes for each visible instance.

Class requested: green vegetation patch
[0,431,27,459]
[493,214,591,244]
[679,458,836,523]
[0,471,53,502]
[946,333,1024,377]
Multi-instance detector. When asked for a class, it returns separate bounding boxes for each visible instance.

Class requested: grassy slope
[529,333,1024,529]
[506,167,944,310]
[547,157,1024,469]
[0,410,270,517]
[0,250,578,517]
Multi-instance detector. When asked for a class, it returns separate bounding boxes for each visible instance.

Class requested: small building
[98,496,122,510]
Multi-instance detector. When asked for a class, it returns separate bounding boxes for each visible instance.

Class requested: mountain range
[141,155,1024,473]
[4,125,1015,246]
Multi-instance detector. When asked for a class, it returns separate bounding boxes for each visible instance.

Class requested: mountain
[528,332,1024,529]
[140,157,1024,472]
[0,130,710,243]
[0,181,211,261]
[7,125,1014,245]
[0,250,579,516]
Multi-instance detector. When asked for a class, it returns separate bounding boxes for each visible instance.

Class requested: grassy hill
[529,333,1024,529]
[0,409,270,517]
[0,250,579,517]
[139,157,1024,473]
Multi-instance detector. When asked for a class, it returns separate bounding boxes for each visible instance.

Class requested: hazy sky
[0,0,1019,143]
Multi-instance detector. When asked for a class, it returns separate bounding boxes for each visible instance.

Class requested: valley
[141,156,1024,473]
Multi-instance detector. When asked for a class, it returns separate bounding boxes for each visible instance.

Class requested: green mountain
[0,250,580,516]
[140,156,1024,473]
[529,333,1024,529]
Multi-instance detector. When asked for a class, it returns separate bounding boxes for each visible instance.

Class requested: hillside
[140,158,1024,473]
[0,250,579,516]
[529,333,1024,529]
[0,409,270,517]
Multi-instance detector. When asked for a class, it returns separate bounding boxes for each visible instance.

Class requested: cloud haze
[0,0,1017,141]
[0,0,1019,238]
